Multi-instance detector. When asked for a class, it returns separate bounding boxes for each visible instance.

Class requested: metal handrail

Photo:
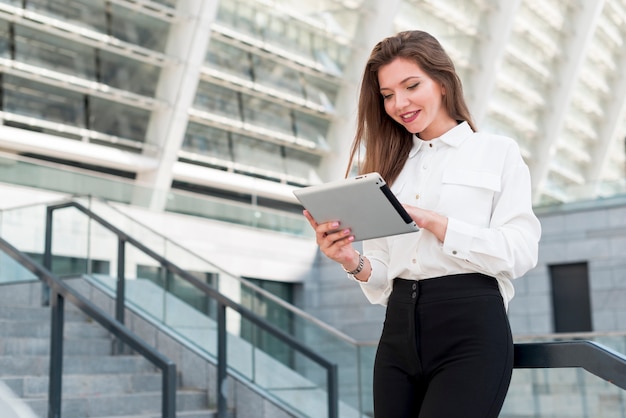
[514,340,626,390]
[0,236,177,418]
[44,200,339,418]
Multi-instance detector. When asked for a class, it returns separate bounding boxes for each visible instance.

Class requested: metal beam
[586,29,626,193]
[134,0,219,210]
[320,0,401,181]
[467,0,522,126]
[530,0,605,201]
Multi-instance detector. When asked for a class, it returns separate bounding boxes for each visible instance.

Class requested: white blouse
[359,122,541,309]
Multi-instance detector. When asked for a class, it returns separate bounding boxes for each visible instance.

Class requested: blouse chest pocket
[439,169,501,226]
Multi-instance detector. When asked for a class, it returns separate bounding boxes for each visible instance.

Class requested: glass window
[205,39,253,80]
[182,124,233,163]
[150,0,176,8]
[0,20,10,58]
[194,82,241,120]
[13,24,97,80]
[302,75,338,111]
[231,134,285,174]
[251,55,304,98]
[215,1,237,27]
[294,111,329,146]
[284,147,321,182]
[264,15,313,60]
[312,38,345,75]
[109,3,169,52]
[98,49,160,96]
[220,0,259,38]
[2,74,86,126]
[242,96,293,137]
[25,0,107,34]
[89,97,149,144]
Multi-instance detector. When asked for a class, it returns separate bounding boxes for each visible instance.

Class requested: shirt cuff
[352,258,386,287]
[443,217,477,260]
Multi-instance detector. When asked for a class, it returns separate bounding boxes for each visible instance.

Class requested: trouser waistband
[390,273,500,305]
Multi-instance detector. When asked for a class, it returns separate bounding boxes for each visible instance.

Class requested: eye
[407,82,420,90]
[382,93,393,100]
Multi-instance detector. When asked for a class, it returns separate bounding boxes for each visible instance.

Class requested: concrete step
[96,411,219,418]
[2,372,163,397]
[24,389,210,417]
[0,336,113,356]
[0,304,87,322]
[0,355,156,376]
[0,319,110,339]
[0,281,216,417]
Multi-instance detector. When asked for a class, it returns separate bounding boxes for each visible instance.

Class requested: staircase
[0,281,217,418]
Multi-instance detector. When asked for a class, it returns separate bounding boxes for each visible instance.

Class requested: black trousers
[373,273,513,418]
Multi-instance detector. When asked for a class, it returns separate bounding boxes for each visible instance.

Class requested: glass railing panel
[293,315,362,414]
[239,313,344,418]
[503,367,626,417]
[0,248,38,283]
[356,343,376,417]
[0,203,47,258]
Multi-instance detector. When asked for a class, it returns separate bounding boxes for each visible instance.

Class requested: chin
[406,126,423,135]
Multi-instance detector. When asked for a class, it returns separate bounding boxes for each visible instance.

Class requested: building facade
[0,0,625,337]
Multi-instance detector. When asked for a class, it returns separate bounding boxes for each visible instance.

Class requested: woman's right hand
[303,210,358,267]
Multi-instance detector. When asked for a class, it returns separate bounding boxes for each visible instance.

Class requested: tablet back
[293,172,419,241]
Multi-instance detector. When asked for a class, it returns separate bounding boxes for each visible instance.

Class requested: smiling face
[378,57,457,140]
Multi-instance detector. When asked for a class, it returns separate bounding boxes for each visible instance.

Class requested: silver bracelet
[343,251,364,275]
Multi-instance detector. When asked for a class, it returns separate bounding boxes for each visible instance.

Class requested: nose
[394,91,410,110]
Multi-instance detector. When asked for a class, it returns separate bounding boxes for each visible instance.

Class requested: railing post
[217,302,228,418]
[162,362,177,418]
[42,206,54,306]
[115,237,126,354]
[327,363,338,418]
[48,290,64,418]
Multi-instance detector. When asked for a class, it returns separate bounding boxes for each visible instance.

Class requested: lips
[400,110,419,123]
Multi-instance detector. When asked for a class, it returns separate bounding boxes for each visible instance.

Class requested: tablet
[293,172,419,241]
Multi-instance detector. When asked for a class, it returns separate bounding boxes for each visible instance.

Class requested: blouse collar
[409,121,473,158]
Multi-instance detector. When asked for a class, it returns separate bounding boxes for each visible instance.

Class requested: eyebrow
[379,76,422,91]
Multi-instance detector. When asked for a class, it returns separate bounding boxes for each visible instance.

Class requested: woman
[304,30,541,417]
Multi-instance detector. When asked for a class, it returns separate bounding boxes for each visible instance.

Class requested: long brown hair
[346,30,476,185]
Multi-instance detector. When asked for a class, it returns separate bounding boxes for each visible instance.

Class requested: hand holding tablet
[293,172,419,241]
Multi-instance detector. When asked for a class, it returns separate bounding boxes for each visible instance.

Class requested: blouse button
[452,250,458,255]
[412,258,417,264]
